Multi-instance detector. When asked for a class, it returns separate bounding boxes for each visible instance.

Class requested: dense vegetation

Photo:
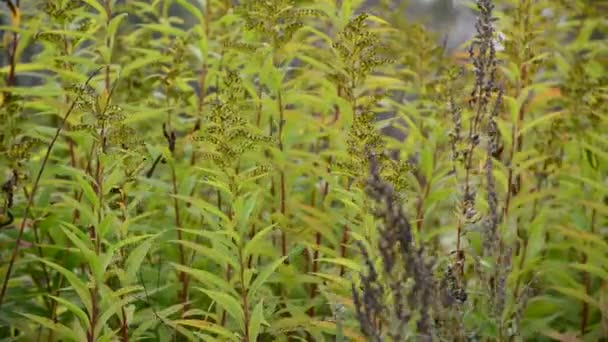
[0,0,606,341]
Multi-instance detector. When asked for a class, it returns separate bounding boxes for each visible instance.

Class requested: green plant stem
[166,126,189,315]
[415,173,432,232]
[580,208,596,336]
[94,150,104,251]
[88,285,99,342]
[238,247,251,342]
[512,175,545,303]
[116,190,130,342]
[307,150,330,318]
[172,164,189,305]
[277,90,287,257]
[505,44,532,324]
[0,67,103,310]
[220,265,231,327]
[104,0,112,92]
[255,83,263,127]
[197,16,209,114]
[88,142,104,342]
[503,102,526,217]
[90,53,118,340]
[339,181,353,277]
[504,1,532,218]
[30,220,53,307]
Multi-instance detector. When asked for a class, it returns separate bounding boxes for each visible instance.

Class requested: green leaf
[561,174,607,196]
[519,111,564,137]
[249,256,287,299]
[503,95,519,123]
[61,223,103,281]
[172,194,231,225]
[124,235,156,285]
[234,192,259,236]
[199,289,244,331]
[248,299,268,342]
[112,233,158,252]
[175,0,204,22]
[341,0,353,27]
[130,303,186,338]
[173,263,236,295]
[243,223,277,260]
[56,194,96,225]
[160,318,200,341]
[551,286,600,308]
[97,212,117,239]
[261,54,282,93]
[36,258,92,315]
[122,53,168,77]
[171,239,238,269]
[526,212,546,262]
[94,287,143,338]
[198,179,233,201]
[420,145,434,183]
[315,257,362,272]
[47,295,90,330]
[20,313,81,341]
[0,63,49,74]
[107,12,128,39]
[73,171,100,211]
[81,0,107,19]
[139,23,188,37]
[568,263,608,281]
[173,320,236,340]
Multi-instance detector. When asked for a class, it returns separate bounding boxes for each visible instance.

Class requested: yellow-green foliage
[0,0,606,341]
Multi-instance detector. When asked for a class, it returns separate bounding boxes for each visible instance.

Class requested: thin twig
[0,66,105,309]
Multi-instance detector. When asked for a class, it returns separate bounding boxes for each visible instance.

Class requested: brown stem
[120,307,129,342]
[220,265,231,327]
[67,133,81,217]
[308,175,331,290]
[415,177,432,231]
[31,220,54,308]
[280,171,287,257]
[338,180,352,277]
[339,225,349,277]
[87,285,99,342]
[308,231,322,316]
[48,278,66,342]
[328,88,341,125]
[306,175,320,318]
[247,225,256,269]
[255,83,263,127]
[512,173,547,303]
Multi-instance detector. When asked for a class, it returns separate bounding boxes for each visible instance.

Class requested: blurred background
[368,0,475,51]
[1,0,476,86]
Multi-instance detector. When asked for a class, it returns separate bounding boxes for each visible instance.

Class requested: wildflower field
[0,0,606,341]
